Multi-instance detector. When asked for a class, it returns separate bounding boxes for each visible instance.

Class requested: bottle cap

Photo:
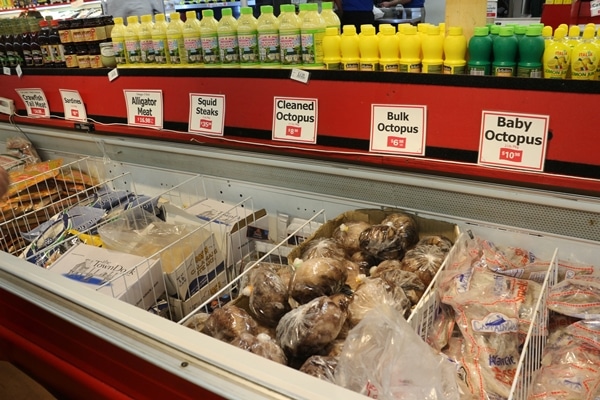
[427,25,440,35]
[568,25,580,37]
[499,26,514,36]
[473,26,489,36]
[155,14,165,22]
[582,26,595,39]
[322,1,334,9]
[142,14,153,23]
[240,7,252,15]
[525,26,541,36]
[448,26,462,36]
[361,24,375,35]
[222,8,232,16]
[541,25,553,37]
[260,5,273,13]
[280,4,295,13]
[380,24,395,35]
[514,25,527,35]
[553,27,567,40]
[325,26,338,35]
[404,25,417,35]
[126,15,139,25]
[170,12,180,20]
[112,17,123,25]
[307,3,318,11]
[202,9,214,18]
[490,24,500,35]
[342,24,356,35]
[185,11,196,19]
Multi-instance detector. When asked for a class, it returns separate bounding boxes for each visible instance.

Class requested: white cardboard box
[48,243,165,311]
[169,270,228,321]
[165,200,266,271]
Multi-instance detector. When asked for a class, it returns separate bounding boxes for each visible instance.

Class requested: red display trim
[0,288,224,400]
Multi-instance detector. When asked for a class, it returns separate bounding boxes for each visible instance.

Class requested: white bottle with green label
[278,4,301,68]
[200,9,221,67]
[183,10,202,67]
[257,5,280,68]
[300,3,326,69]
[166,12,185,66]
[218,8,240,68]
[237,6,259,68]
[152,13,170,65]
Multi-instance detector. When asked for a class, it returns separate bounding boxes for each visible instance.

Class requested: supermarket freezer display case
[0,122,599,399]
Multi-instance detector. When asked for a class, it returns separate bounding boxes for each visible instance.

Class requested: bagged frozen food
[371,262,426,306]
[342,259,363,290]
[289,257,348,304]
[230,332,287,365]
[347,277,411,326]
[299,237,346,261]
[332,221,371,255]
[381,212,420,249]
[202,304,258,343]
[349,250,378,273]
[244,263,291,327]
[528,320,600,400]
[183,312,211,332]
[299,355,337,382]
[547,275,600,318]
[418,235,454,254]
[335,304,460,400]
[401,244,446,287]
[359,224,406,260]
[276,294,349,359]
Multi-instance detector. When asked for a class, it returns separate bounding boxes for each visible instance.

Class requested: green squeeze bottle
[492,26,517,77]
[517,25,544,78]
[467,26,492,75]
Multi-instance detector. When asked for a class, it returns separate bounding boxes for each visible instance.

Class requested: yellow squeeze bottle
[237,6,259,68]
[340,24,360,71]
[421,24,444,73]
[218,8,239,67]
[399,24,421,73]
[124,15,141,66]
[443,26,467,74]
[182,10,202,67]
[138,14,155,66]
[152,13,170,66]
[166,12,185,66]
[378,24,399,72]
[570,26,599,80]
[322,26,341,70]
[111,16,127,67]
[543,27,569,79]
[358,24,378,71]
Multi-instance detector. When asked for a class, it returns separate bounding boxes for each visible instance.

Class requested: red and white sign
[272,97,318,144]
[188,94,225,136]
[124,89,163,129]
[15,88,50,118]
[370,104,427,156]
[59,89,87,122]
[479,110,549,171]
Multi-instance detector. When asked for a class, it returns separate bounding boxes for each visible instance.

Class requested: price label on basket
[272,97,318,144]
[59,89,87,122]
[188,94,226,136]
[15,88,50,118]
[369,104,427,156]
[123,89,163,129]
[478,110,549,171]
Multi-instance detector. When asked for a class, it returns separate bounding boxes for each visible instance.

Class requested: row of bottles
[542,24,600,80]
[1,0,70,9]
[112,2,341,69]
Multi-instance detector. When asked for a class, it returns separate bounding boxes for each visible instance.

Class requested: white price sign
[15,88,50,118]
[272,97,318,144]
[369,104,427,156]
[59,89,87,122]
[124,89,163,129]
[188,94,225,136]
[591,0,600,17]
[478,110,549,171]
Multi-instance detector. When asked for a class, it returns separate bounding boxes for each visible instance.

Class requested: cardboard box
[165,200,267,271]
[286,217,323,245]
[169,270,228,321]
[288,208,460,264]
[48,243,165,310]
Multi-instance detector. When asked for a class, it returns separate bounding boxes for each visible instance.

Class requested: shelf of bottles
[174,0,256,11]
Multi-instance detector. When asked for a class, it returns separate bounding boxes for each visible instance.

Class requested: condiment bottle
[111,16,127,67]
[399,24,422,73]
[278,3,301,69]
[218,7,239,67]
[124,15,141,66]
[300,3,325,69]
[237,6,259,68]
[151,13,170,66]
[139,14,155,66]
[467,26,492,75]
[166,12,185,66]
[443,26,466,74]
[199,9,220,67]
[340,24,359,71]
[492,26,517,77]
[543,27,569,79]
[257,5,280,68]
[182,10,202,67]
[517,25,544,78]
[322,26,341,70]
[421,24,443,73]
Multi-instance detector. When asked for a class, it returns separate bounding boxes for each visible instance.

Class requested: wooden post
[445,0,488,40]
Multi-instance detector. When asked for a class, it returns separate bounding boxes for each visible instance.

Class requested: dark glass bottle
[29,18,43,67]
[22,19,33,67]
[5,20,16,68]
[39,19,53,67]
[50,19,65,67]
[0,22,7,68]
[12,19,24,66]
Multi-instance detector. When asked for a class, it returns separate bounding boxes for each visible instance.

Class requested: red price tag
[200,119,212,130]
[71,109,79,117]
[387,136,406,149]
[31,107,45,115]
[135,115,156,125]
[499,148,523,162]
[286,126,302,137]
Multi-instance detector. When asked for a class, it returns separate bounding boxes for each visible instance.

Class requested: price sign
[591,0,600,16]
[188,94,225,136]
[124,89,163,129]
[370,104,427,156]
[15,88,50,118]
[272,97,318,144]
[59,89,87,122]
[479,110,549,171]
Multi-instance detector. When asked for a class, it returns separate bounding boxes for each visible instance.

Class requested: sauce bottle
[151,13,170,66]
[12,19,24,67]
[322,26,341,70]
[358,24,378,71]
[166,12,185,66]
[257,5,280,68]
[443,26,466,74]
[543,27,569,79]
[218,8,239,68]
[379,24,399,72]
[237,6,259,68]
[320,1,341,35]
[124,15,141,66]
[200,9,220,67]
[50,19,65,68]
[467,26,492,75]
[492,26,517,77]
[300,3,326,69]
[278,3,301,68]
[399,24,421,73]
[111,16,127,67]
[39,19,54,67]
[139,14,155,66]
[29,18,43,67]
[421,24,443,73]
[182,10,202,67]
[517,25,544,78]
[570,26,598,80]
[21,18,33,67]
[340,24,359,71]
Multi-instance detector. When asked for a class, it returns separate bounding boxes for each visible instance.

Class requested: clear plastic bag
[335,304,460,400]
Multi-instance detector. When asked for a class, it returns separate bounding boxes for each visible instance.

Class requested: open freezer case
[0,123,599,399]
